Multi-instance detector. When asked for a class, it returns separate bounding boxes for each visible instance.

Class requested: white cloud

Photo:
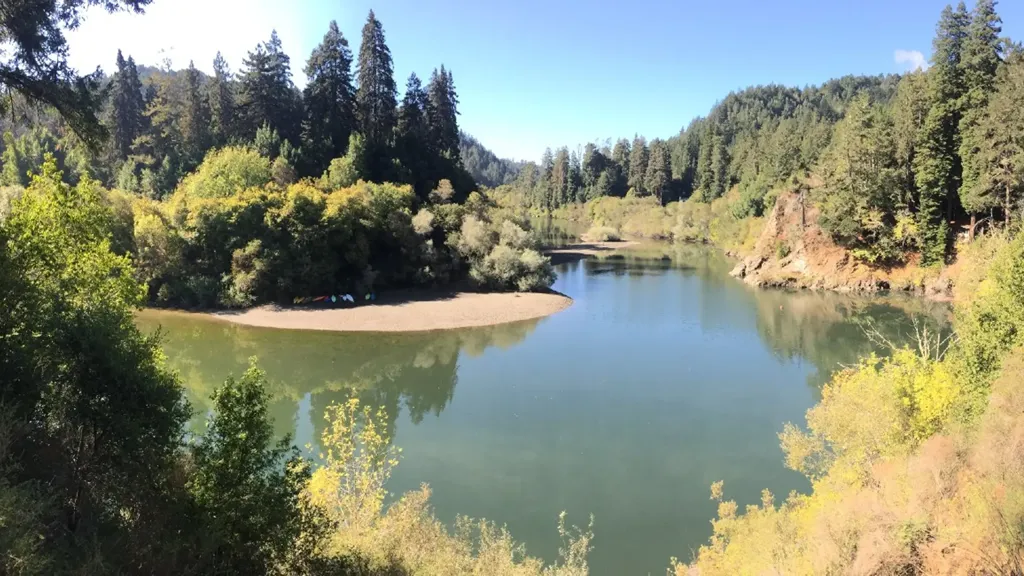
[894,49,928,72]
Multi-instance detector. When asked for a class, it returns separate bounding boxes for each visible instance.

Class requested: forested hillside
[459,132,525,188]
[495,0,1023,272]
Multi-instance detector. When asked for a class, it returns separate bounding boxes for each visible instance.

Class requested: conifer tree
[645,139,672,203]
[612,138,631,178]
[581,143,603,190]
[427,65,460,160]
[355,10,397,150]
[302,21,356,175]
[239,31,299,143]
[817,95,904,262]
[551,147,570,206]
[892,72,930,210]
[568,150,583,202]
[397,73,431,196]
[209,52,236,145]
[914,2,970,264]
[627,136,649,195]
[973,56,1024,226]
[111,50,146,161]
[134,73,180,196]
[536,148,554,209]
[959,0,1004,229]
[181,61,212,169]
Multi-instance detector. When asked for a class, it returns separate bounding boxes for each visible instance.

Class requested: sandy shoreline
[142,291,573,333]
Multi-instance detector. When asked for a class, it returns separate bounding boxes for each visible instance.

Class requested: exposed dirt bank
[145,290,573,332]
[729,190,954,299]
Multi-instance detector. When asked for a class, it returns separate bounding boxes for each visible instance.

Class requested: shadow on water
[571,240,952,394]
[137,311,541,445]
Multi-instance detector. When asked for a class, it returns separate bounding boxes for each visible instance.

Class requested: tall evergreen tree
[568,150,583,203]
[959,0,1004,227]
[239,31,299,143]
[612,138,631,178]
[892,72,930,211]
[673,118,702,197]
[181,61,212,169]
[817,95,905,262]
[914,2,970,264]
[427,65,460,160]
[209,52,236,145]
[973,56,1024,226]
[627,136,649,195]
[551,148,570,207]
[536,148,554,209]
[355,10,398,150]
[645,139,672,203]
[133,72,180,196]
[397,73,431,196]
[302,21,356,175]
[110,50,146,161]
[581,143,598,189]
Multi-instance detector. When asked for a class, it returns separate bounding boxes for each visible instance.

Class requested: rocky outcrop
[729,190,953,298]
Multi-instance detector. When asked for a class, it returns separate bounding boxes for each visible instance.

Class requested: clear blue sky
[68,0,1024,162]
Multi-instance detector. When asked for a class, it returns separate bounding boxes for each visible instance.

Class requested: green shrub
[321,133,367,190]
[177,147,272,199]
[584,225,621,242]
[454,215,554,292]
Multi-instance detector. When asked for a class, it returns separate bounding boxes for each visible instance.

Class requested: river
[136,242,950,575]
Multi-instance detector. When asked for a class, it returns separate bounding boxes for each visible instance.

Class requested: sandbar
[148,291,573,333]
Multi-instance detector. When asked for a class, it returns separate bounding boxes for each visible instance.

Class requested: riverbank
[141,290,573,332]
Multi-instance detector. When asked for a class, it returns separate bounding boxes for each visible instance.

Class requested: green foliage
[460,132,524,188]
[454,214,555,291]
[816,95,914,263]
[189,361,318,573]
[111,50,147,161]
[0,155,191,571]
[302,20,357,176]
[969,55,1024,225]
[322,132,368,190]
[177,146,272,199]
[1,128,88,186]
[959,0,1004,217]
[238,31,300,144]
[953,232,1024,417]
[584,225,620,242]
[356,10,398,154]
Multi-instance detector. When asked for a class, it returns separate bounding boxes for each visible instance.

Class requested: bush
[0,185,24,221]
[321,133,367,190]
[454,215,555,292]
[177,147,272,199]
[583,225,621,242]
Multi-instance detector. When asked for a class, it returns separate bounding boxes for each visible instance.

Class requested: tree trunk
[1006,183,1012,227]
[969,214,976,242]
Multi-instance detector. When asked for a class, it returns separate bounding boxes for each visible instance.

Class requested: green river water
[137,242,950,575]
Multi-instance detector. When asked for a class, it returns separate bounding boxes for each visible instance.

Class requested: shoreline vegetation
[141,289,572,332]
